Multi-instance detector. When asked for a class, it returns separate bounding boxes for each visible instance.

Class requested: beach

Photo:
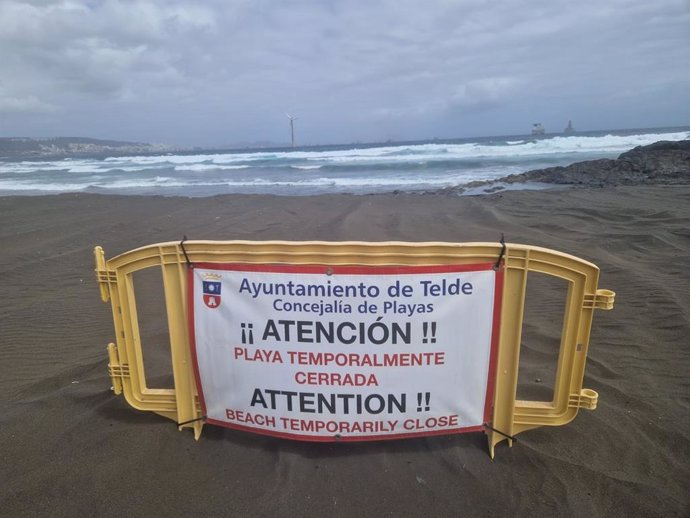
[1,185,689,516]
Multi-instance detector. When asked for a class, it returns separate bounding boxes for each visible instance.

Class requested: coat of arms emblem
[202,279,221,308]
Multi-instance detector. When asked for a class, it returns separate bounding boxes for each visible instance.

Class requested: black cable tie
[180,235,193,267]
[177,416,206,427]
[484,422,517,442]
[494,233,506,270]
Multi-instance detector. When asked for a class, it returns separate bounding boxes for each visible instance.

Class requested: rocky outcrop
[501,140,690,187]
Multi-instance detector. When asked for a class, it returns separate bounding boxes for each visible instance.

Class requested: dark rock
[500,139,690,187]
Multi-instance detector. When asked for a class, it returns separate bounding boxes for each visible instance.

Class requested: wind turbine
[286,113,299,148]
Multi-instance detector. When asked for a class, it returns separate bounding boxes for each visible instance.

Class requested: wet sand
[1,185,689,516]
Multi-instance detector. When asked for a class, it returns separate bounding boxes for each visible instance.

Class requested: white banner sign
[189,263,502,441]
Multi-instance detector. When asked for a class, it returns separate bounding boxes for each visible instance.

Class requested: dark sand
[1,186,689,517]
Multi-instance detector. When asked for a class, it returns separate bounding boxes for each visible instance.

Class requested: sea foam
[1,129,687,196]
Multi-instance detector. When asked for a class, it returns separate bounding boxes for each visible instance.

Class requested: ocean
[1,128,688,196]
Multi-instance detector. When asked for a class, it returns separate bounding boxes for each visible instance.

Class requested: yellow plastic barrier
[94,241,614,457]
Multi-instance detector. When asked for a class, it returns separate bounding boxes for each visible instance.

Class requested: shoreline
[0,180,566,199]
[1,136,688,199]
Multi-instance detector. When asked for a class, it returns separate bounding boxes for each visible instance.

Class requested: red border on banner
[187,262,503,442]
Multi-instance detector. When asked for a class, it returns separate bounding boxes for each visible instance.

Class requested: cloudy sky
[1,0,689,147]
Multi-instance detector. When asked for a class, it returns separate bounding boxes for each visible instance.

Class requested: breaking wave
[1,129,687,196]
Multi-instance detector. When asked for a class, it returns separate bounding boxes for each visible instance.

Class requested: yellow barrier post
[95,241,614,456]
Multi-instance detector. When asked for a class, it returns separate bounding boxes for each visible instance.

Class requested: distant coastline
[3,126,689,162]
[0,137,181,161]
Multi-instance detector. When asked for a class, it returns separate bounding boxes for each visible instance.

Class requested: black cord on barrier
[484,422,517,442]
[177,416,206,427]
[494,233,506,270]
[180,235,193,267]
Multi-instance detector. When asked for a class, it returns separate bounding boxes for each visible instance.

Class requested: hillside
[0,137,177,159]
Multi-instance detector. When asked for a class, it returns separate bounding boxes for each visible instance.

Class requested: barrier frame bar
[94,241,614,457]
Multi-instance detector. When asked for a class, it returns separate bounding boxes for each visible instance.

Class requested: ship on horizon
[531,123,545,135]
[564,120,575,134]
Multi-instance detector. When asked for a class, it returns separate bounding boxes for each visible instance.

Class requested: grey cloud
[1,0,688,145]
[0,1,216,99]
[0,91,58,114]
[449,78,524,110]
